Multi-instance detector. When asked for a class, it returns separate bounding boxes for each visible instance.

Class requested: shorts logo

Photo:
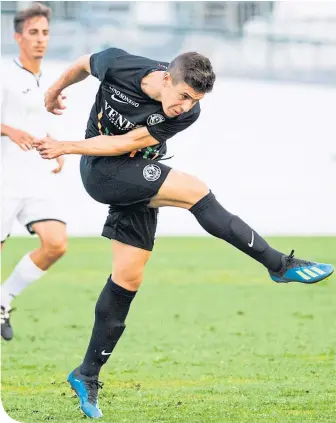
[147,114,165,126]
[143,164,161,182]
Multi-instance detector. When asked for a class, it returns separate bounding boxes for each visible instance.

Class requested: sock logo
[248,231,254,248]
[101,350,112,356]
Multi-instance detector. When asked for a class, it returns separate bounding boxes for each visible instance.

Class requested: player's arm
[44,55,92,115]
[34,127,160,159]
[45,48,125,115]
[1,123,35,151]
[63,127,159,156]
[47,55,91,93]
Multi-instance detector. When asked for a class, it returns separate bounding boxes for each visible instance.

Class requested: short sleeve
[90,48,127,81]
[147,110,200,144]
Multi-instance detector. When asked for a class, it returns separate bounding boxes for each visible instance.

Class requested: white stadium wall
[5,59,336,237]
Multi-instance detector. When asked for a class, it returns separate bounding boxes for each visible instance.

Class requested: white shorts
[1,195,66,242]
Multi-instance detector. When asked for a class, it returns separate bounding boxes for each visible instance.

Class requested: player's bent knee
[112,270,143,291]
[42,236,68,260]
[111,241,149,291]
[188,176,209,203]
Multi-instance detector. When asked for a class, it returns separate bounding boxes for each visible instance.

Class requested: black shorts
[80,155,171,251]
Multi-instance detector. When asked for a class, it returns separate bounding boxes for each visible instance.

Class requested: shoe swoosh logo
[111,94,127,104]
[248,231,254,248]
[101,350,112,356]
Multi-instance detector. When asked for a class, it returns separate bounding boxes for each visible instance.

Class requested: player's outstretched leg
[150,170,334,284]
[68,241,149,418]
[189,192,334,284]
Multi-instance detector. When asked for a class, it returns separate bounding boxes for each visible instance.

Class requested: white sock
[1,253,46,309]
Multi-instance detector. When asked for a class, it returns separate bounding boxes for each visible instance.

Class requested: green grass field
[1,236,336,423]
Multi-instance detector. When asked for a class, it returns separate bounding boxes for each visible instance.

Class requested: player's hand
[7,128,36,151]
[44,89,67,115]
[52,156,65,173]
[33,137,65,159]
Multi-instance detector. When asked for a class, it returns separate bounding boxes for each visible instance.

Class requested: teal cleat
[269,250,334,284]
[67,367,103,419]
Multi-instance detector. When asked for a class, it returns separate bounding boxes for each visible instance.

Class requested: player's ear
[14,32,22,45]
[163,72,173,86]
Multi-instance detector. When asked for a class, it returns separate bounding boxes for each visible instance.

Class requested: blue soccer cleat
[269,250,334,284]
[67,367,103,419]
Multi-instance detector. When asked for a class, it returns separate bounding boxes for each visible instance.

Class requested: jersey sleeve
[147,109,200,143]
[90,48,127,81]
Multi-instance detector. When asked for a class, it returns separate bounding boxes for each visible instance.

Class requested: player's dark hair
[14,2,52,33]
[168,52,216,93]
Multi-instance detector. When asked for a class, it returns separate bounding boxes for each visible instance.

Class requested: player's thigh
[149,168,209,209]
[111,240,151,290]
[81,156,171,206]
[1,196,22,243]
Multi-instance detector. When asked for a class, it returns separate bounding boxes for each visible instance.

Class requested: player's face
[15,16,49,60]
[161,73,204,118]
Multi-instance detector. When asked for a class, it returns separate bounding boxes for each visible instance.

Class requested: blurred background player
[1,3,68,341]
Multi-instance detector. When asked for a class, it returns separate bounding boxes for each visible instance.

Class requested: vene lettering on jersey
[104,100,136,131]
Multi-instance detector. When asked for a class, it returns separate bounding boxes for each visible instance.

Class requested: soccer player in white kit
[1,3,67,340]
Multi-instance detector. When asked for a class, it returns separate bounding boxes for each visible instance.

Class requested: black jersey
[86,48,200,160]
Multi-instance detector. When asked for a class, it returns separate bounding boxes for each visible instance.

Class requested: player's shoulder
[113,49,169,72]
[1,58,19,87]
[90,47,168,78]
[1,58,17,74]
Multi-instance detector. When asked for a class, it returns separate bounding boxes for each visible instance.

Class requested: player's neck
[19,53,42,75]
[141,71,164,102]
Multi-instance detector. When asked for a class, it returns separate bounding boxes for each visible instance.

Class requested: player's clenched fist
[34,137,65,159]
[44,89,67,115]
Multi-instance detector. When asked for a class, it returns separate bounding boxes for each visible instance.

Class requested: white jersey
[1,57,56,196]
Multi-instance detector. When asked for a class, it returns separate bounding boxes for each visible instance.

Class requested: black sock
[190,192,283,272]
[80,276,137,377]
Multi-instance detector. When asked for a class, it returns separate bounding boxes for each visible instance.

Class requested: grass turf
[1,236,335,422]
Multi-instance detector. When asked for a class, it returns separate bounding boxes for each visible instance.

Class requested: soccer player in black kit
[35,48,334,419]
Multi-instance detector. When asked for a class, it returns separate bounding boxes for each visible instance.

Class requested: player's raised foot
[269,250,334,284]
[67,367,103,419]
[1,306,15,341]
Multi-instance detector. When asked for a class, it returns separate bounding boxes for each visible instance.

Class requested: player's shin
[80,275,137,377]
[1,253,46,308]
[190,192,283,272]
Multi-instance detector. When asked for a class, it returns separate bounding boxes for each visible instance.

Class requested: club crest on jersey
[143,164,161,181]
[147,114,165,126]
